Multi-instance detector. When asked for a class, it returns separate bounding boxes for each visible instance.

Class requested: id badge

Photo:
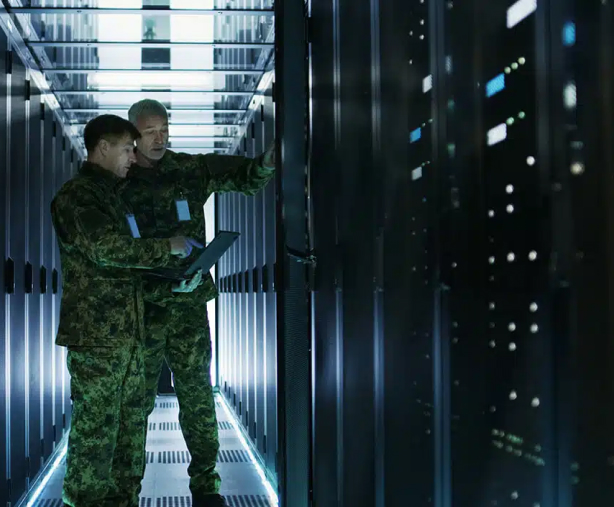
[126,214,141,238]
[175,199,192,222]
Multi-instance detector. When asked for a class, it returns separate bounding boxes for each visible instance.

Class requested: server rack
[0,19,86,505]
[214,0,283,498]
[217,88,281,485]
[303,0,614,506]
[1,25,9,507]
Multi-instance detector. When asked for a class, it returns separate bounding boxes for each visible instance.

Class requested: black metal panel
[218,193,226,393]
[570,0,614,503]
[238,193,246,426]
[226,191,234,404]
[274,0,311,504]
[241,197,250,434]
[308,0,342,502]
[336,0,379,503]
[225,192,233,404]
[53,123,65,444]
[222,193,229,397]
[245,131,257,442]
[230,191,239,412]
[9,57,29,503]
[233,192,242,413]
[253,112,267,456]
[228,194,240,415]
[41,103,55,462]
[27,81,43,484]
[59,132,71,428]
[262,94,278,479]
[62,133,72,427]
[0,30,8,507]
[436,0,484,505]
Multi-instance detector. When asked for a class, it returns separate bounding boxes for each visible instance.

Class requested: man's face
[135,114,169,161]
[103,134,137,178]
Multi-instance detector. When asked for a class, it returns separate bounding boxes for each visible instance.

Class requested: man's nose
[129,151,137,163]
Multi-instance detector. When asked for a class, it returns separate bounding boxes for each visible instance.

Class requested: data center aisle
[32,395,274,507]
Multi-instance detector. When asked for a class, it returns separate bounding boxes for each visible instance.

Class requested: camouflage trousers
[63,344,146,507]
[143,300,221,497]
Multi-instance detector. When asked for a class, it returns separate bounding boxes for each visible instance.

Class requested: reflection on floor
[32,395,274,507]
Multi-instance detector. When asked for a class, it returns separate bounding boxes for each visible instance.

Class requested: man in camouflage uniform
[51,114,200,507]
[118,99,275,507]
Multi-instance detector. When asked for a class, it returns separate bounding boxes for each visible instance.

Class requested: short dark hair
[83,114,141,153]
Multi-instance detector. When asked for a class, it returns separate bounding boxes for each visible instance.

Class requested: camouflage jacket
[118,149,275,307]
[51,162,173,347]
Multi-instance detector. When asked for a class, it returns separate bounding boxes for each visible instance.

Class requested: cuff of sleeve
[260,153,276,171]
[154,238,172,265]
[259,162,276,173]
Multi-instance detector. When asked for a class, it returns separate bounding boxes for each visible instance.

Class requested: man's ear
[98,139,110,157]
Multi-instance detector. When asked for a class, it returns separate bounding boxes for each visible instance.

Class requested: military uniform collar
[79,161,122,187]
[127,149,178,181]
[126,163,157,183]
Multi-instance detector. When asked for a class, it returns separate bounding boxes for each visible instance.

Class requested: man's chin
[149,149,166,160]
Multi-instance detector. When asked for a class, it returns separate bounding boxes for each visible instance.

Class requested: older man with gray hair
[117,99,275,507]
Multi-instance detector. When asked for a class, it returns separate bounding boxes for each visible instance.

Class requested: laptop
[146,230,240,282]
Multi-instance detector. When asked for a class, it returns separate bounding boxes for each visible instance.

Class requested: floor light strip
[216,394,279,506]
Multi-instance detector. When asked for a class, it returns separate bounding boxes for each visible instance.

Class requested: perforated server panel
[217,89,279,486]
[0,20,86,506]
[214,0,282,494]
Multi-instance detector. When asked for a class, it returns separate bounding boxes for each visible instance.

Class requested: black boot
[192,493,229,507]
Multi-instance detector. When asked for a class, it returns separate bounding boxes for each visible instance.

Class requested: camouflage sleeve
[51,187,172,269]
[193,151,275,197]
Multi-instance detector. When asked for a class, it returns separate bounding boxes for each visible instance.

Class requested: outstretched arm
[191,141,276,197]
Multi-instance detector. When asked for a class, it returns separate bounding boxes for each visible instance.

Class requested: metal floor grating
[148,421,234,432]
[32,501,63,507]
[146,449,251,464]
[31,395,272,506]
[138,496,272,507]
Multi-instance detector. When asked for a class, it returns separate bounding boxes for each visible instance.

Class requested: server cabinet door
[308,0,343,501]
[53,125,65,443]
[232,191,241,421]
[8,58,28,504]
[0,32,9,507]
[27,81,43,484]
[262,93,277,479]
[220,193,232,403]
[253,113,266,457]
[238,193,247,427]
[244,129,257,442]
[41,107,55,460]
[62,135,72,428]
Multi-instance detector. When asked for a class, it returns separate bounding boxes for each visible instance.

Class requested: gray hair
[128,99,168,125]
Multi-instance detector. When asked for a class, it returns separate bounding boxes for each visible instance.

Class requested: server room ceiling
[4,0,275,155]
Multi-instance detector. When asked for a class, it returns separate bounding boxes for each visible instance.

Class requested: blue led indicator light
[410,128,422,143]
[563,22,576,46]
[486,73,505,98]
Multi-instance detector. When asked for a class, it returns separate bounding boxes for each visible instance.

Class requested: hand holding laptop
[169,236,204,258]
[172,269,204,293]
[147,231,240,282]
